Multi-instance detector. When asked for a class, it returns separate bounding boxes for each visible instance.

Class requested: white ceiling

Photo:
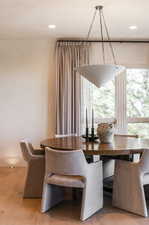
[1,0,149,39]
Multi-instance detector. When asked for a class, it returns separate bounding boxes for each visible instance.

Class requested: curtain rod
[57,40,149,43]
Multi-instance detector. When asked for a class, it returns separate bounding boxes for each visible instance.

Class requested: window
[81,77,115,134]
[127,69,149,118]
[127,69,149,137]
[128,123,149,138]
[93,80,115,120]
[82,68,149,138]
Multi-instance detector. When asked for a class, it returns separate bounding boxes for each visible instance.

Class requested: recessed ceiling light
[129,25,138,30]
[48,24,56,29]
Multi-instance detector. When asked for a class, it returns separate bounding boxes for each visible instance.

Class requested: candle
[91,108,94,141]
[86,108,88,128]
[86,108,89,141]
[92,108,94,129]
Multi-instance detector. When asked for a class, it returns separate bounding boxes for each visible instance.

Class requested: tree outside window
[82,68,149,138]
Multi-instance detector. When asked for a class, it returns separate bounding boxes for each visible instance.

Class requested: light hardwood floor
[0,167,149,225]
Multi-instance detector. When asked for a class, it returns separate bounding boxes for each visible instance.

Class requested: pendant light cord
[87,9,97,40]
[101,11,117,65]
[86,5,117,65]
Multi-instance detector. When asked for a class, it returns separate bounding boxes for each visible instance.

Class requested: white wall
[0,39,56,166]
[91,43,149,68]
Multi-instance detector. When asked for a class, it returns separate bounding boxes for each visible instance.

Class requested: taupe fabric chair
[113,148,149,217]
[41,147,103,221]
[20,140,45,198]
[103,134,139,179]
[115,134,139,138]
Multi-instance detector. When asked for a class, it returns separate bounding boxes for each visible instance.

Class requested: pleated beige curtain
[56,41,90,135]
[115,70,127,134]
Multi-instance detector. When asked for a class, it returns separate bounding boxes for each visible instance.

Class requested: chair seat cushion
[46,174,85,188]
[143,173,149,185]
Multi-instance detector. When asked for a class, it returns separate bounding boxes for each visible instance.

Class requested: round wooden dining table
[40,135,149,156]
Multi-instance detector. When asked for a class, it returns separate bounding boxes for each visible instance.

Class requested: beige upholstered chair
[20,140,45,198]
[115,134,139,138]
[41,147,103,221]
[115,134,140,162]
[113,148,149,217]
[103,134,139,179]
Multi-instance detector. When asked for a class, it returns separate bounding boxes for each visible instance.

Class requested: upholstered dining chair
[55,133,92,200]
[113,148,149,217]
[103,134,139,179]
[41,147,103,221]
[115,134,139,138]
[20,140,45,198]
[56,134,96,164]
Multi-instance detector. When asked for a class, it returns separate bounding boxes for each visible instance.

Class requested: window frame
[81,68,149,135]
[95,68,149,133]
[126,68,149,131]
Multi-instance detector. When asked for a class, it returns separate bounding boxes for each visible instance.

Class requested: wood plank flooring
[0,167,149,225]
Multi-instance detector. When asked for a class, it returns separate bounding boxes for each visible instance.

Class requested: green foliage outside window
[93,80,115,121]
[92,69,149,138]
[127,69,149,118]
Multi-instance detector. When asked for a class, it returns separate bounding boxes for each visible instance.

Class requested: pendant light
[76,5,125,88]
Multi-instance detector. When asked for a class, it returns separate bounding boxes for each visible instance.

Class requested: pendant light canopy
[76,6,125,88]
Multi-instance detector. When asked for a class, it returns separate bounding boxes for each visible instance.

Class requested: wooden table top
[40,136,149,156]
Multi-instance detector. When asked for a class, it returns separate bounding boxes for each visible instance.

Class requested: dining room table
[40,135,149,159]
[40,135,149,194]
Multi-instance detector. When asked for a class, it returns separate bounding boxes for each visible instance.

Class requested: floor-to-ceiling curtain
[56,41,90,135]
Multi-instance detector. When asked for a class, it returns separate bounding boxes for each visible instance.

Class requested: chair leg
[112,161,148,217]
[80,170,103,221]
[41,183,64,213]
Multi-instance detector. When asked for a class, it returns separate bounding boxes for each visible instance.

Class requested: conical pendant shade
[76,64,125,88]
[75,6,126,88]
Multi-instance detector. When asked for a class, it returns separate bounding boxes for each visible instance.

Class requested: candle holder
[86,128,89,142]
[82,134,99,142]
[82,128,99,142]
[91,128,95,141]
[83,108,98,142]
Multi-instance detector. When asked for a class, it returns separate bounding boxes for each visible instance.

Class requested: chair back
[55,134,77,138]
[45,147,88,177]
[115,134,139,138]
[20,140,33,162]
[139,149,149,173]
